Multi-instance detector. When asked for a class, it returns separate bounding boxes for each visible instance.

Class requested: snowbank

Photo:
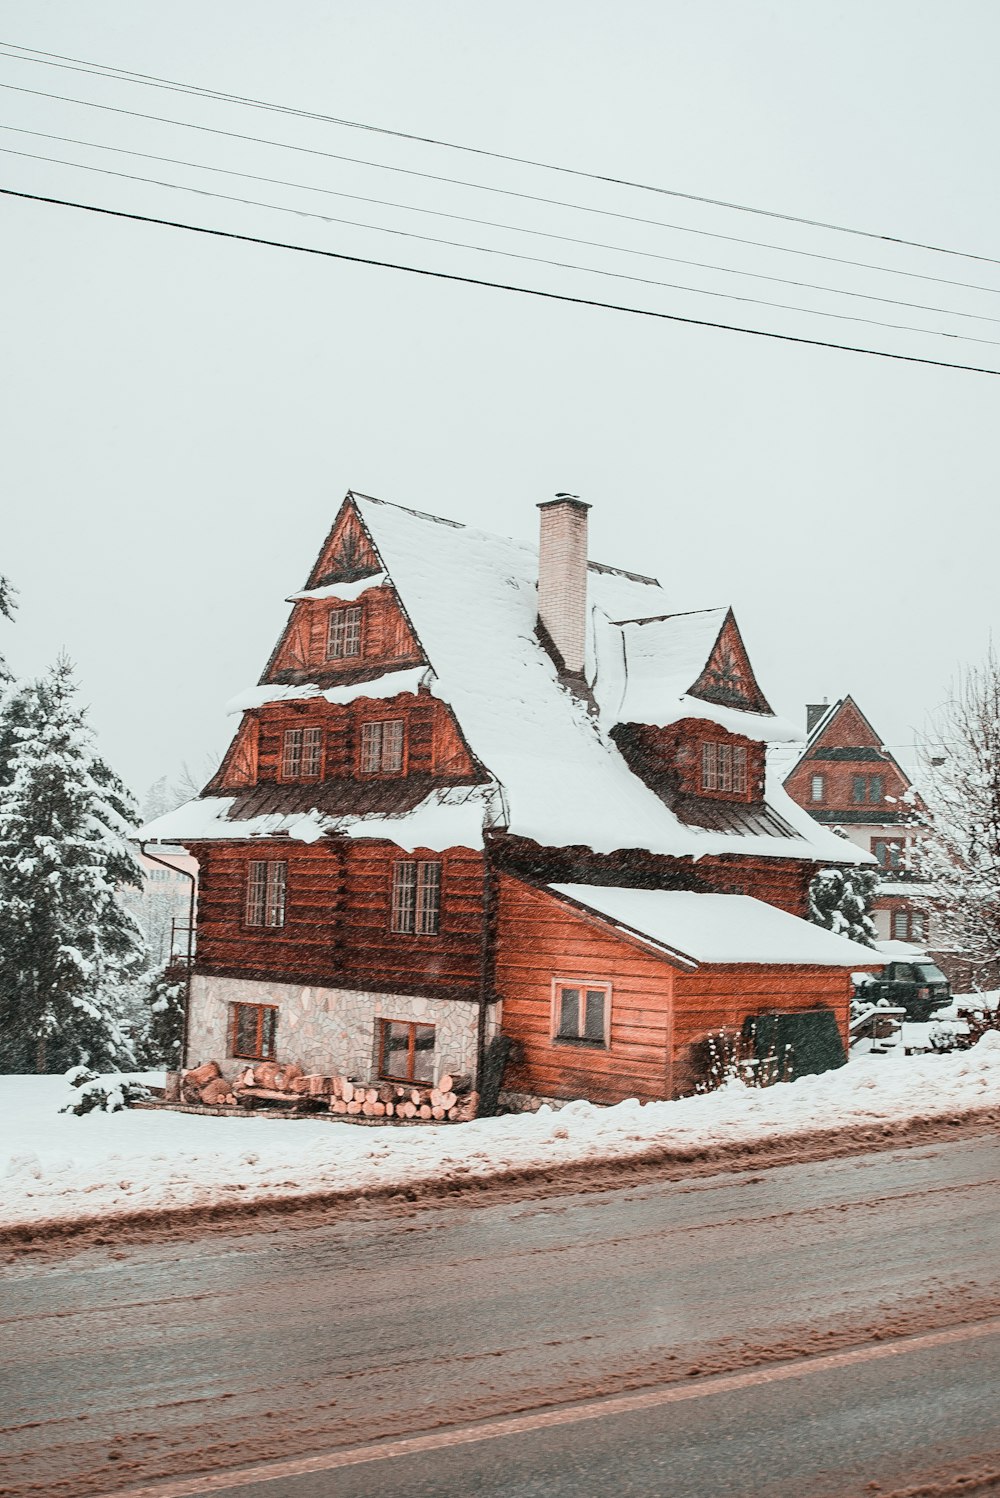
[4,1040,1000,1233]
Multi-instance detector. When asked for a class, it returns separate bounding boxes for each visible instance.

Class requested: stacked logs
[178,1060,478,1122]
[328,1072,478,1122]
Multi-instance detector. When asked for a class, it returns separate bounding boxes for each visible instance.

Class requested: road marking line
[109,1316,1000,1498]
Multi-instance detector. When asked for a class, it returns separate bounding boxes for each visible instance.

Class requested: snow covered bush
[60,1076,151,1115]
[0,659,147,1073]
[914,648,1000,990]
[808,865,878,946]
[693,1027,790,1093]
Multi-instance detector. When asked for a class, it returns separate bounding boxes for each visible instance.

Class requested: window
[230,1003,278,1060]
[391,860,441,934]
[871,838,905,870]
[553,980,610,1046]
[245,860,287,928]
[378,1019,435,1084]
[852,775,867,804]
[868,774,885,804]
[892,909,929,941]
[282,725,323,780]
[700,741,748,794]
[360,718,405,775]
[149,868,171,882]
[326,604,363,660]
[810,774,825,803]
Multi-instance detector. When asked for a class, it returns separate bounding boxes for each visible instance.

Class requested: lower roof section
[547,883,882,969]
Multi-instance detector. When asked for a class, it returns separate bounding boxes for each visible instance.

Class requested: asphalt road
[3,1131,1000,1497]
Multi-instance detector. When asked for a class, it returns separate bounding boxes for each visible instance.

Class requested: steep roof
[144,491,861,865]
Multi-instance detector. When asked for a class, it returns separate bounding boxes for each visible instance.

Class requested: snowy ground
[4,1034,1000,1233]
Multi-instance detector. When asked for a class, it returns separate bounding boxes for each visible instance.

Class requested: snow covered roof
[145,491,863,866]
[549,884,882,968]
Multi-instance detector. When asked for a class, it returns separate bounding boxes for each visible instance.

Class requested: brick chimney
[537,494,591,677]
[806,701,829,735]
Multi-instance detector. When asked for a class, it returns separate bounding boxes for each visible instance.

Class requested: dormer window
[282,725,323,780]
[701,741,747,794]
[360,718,405,776]
[327,604,363,660]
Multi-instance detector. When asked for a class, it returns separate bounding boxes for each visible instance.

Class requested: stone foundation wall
[187,974,495,1083]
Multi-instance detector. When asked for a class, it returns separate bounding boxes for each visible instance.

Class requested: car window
[892,964,915,981]
[914,964,947,984]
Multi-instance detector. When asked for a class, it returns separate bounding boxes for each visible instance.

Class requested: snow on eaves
[286,571,387,603]
[227,666,433,716]
[141,786,495,853]
[549,884,882,968]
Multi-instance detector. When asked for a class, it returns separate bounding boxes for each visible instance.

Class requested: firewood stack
[327,1071,478,1122]
[178,1061,478,1121]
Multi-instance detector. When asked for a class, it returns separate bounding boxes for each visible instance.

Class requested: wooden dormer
[687,610,772,716]
[613,718,765,807]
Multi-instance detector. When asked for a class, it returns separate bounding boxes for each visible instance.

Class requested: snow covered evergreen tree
[808,864,878,946]
[0,574,15,684]
[915,647,1000,988]
[0,658,147,1072]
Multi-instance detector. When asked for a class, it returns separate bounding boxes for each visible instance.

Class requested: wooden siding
[495,875,852,1104]
[614,718,766,805]
[269,585,423,681]
[496,875,675,1103]
[695,855,812,916]
[191,839,485,1001]
[670,964,851,1096]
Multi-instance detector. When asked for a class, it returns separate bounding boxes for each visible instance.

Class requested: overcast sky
[4,1,999,800]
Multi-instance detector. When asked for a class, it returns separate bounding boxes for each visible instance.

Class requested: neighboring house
[119,845,198,968]
[143,491,877,1105]
[781,696,938,950]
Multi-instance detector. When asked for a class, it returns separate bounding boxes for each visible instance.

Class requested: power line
[8,143,1000,348]
[4,183,1000,378]
[3,37,1000,273]
[4,78,1000,306]
[5,122,1000,330]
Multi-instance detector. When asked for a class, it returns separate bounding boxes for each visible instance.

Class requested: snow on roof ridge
[350,490,663,590]
[586,559,661,587]
[615,606,727,628]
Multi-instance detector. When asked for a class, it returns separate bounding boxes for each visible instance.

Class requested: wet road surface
[2,1129,1000,1496]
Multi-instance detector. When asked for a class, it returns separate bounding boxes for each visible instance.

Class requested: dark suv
[863,960,952,1022]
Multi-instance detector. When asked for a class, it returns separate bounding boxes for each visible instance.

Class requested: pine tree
[0,658,148,1072]
[0,574,15,684]
[808,864,879,946]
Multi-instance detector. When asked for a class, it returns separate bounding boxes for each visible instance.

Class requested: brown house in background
[782,696,942,954]
[145,489,877,1107]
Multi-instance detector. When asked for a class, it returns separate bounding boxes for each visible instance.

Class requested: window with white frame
[281,725,323,780]
[326,604,363,660]
[245,860,287,928]
[391,860,441,935]
[810,773,825,802]
[553,980,610,1046]
[892,909,928,942]
[701,741,748,794]
[360,718,405,775]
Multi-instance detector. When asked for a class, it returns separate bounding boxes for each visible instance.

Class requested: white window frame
[810,773,825,803]
[551,978,611,1048]
[326,604,363,660]
[360,718,405,776]
[245,860,287,929]
[391,860,441,935]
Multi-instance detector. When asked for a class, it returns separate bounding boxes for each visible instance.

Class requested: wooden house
[782,697,934,946]
[144,491,878,1106]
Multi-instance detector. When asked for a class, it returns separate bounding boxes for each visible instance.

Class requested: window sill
[551,1036,608,1050]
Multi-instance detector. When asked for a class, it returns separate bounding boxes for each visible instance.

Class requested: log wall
[191,839,485,1000]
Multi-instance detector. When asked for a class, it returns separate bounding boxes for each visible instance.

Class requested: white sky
[4,1,999,797]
